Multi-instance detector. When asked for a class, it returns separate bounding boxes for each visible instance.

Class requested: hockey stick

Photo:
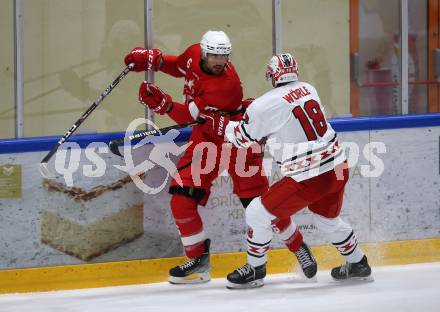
[109,107,246,157]
[109,120,201,157]
[39,63,134,178]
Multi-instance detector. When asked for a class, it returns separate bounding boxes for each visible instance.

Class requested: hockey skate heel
[169,239,211,285]
[331,255,373,282]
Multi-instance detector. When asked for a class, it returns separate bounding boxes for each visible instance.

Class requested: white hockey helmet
[200,30,232,58]
[266,53,299,87]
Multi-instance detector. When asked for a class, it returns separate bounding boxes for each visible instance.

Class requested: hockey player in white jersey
[205,53,372,289]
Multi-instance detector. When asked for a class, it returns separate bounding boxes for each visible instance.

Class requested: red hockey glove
[241,97,255,110]
[138,82,173,115]
[124,47,163,72]
[201,112,231,140]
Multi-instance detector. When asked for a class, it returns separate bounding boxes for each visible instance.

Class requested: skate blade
[168,272,211,285]
[226,279,264,290]
[332,275,374,283]
[288,265,318,283]
[289,273,318,283]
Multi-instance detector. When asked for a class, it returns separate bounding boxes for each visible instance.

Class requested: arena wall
[0,114,439,293]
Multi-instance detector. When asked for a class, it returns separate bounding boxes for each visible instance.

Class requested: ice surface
[0,262,439,312]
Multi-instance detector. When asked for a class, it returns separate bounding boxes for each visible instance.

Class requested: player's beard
[202,61,226,75]
[210,64,226,75]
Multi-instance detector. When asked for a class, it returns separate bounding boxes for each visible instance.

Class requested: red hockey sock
[170,194,205,258]
[184,241,206,259]
[272,218,303,252]
[284,228,303,252]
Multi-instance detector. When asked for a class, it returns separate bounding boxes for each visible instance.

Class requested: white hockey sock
[245,197,276,267]
[312,213,364,263]
[332,230,364,263]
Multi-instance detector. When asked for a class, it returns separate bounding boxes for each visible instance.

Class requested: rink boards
[0,114,439,293]
[0,238,439,293]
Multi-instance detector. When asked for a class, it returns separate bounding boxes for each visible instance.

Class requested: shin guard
[170,194,205,258]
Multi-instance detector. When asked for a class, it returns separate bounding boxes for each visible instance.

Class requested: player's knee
[246,197,274,228]
[170,194,197,219]
[312,213,350,234]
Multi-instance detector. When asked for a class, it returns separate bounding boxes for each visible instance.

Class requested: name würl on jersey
[282,86,311,103]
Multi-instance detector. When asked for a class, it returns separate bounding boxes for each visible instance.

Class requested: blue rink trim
[1,113,440,154]
[330,113,440,132]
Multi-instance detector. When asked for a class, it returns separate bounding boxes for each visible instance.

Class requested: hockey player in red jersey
[124,32,316,284]
[205,53,373,289]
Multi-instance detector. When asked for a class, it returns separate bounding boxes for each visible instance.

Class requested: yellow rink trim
[1,238,439,294]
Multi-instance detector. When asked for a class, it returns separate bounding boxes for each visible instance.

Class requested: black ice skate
[294,242,318,279]
[226,263,266,289]
[168,239,211,284]
[331,255,373,282]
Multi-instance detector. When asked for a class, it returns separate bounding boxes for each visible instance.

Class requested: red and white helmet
[200,30,232,59]
[266,53,299,87]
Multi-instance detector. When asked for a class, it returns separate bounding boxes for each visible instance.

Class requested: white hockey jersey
[225,81,346,182]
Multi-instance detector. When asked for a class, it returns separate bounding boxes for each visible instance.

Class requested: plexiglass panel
[0,0,15,139]
[408,0,428,114]
[282,0,350,118]
[21,0,145,137]
[358,0,401,116]
[153,0,273,127]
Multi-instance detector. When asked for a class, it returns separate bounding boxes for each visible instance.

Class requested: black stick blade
[109,140,123,157]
